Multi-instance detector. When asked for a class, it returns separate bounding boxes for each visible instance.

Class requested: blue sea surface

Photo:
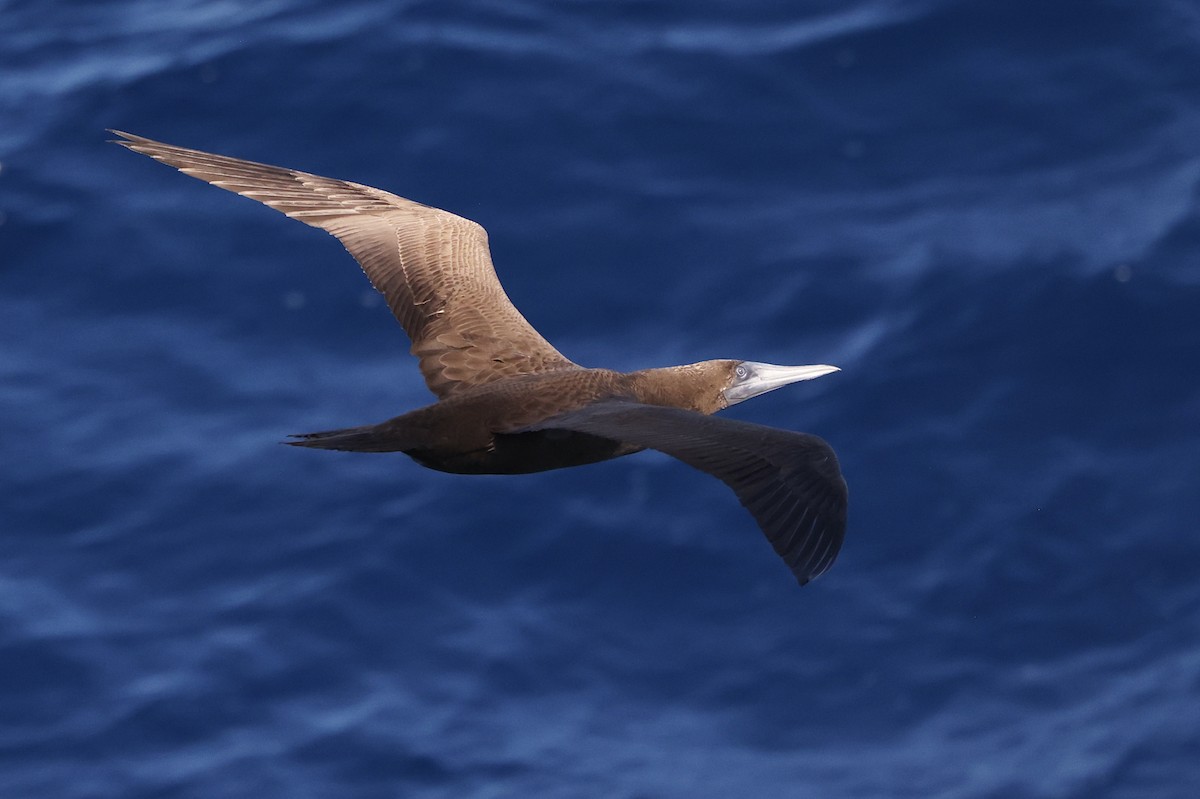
[3,1,1200,796]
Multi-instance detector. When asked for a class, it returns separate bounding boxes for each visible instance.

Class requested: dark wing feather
[111,131,577,398]
[521,402,848,585]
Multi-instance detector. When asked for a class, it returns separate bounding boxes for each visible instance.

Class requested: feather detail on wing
[112,131,578,397]
[518,401,848,585]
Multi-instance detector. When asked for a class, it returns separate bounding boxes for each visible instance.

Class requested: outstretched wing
[520,402,848,585]
[112,131,578,398]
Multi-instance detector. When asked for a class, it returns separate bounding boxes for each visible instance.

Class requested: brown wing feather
[111,131,577,398]
[519,401,848,586]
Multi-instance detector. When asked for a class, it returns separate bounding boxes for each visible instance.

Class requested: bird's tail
[285,423,415,453]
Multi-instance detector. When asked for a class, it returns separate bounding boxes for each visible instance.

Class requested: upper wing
[520,402,848,585]
[112,131,578,398]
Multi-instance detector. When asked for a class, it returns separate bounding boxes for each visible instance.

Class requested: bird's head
[719,360,840,408]
[630,359,839,414]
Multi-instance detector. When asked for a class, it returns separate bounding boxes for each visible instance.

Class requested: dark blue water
[3,1,1200,796]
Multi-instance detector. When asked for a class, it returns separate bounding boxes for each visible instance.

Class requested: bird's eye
[735,365,748,380]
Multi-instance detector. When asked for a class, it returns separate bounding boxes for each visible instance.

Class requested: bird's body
[296,363,729,471]
[307,368,641,473]
[114,131,849,585]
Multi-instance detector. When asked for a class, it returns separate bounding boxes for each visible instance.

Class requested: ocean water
[3,0,1200,796]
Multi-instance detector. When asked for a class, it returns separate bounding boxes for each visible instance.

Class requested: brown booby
[113,131,848,585]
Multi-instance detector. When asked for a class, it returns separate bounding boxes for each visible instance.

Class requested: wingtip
[107,129,141,148]
[107,130,168,153]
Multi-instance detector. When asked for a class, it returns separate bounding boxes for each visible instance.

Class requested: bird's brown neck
[625,363,730,415]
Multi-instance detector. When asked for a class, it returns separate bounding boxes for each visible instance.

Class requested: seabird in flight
[113,131,848,585]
